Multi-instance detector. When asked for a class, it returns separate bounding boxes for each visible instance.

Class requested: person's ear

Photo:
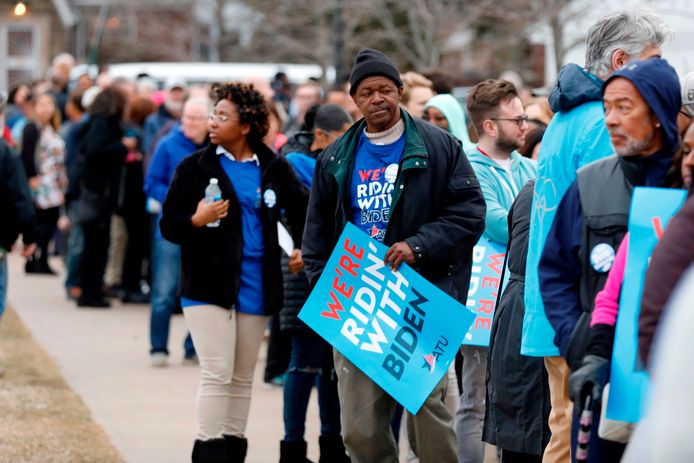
[611,49,627,72]
[241,123,251,137]
[482,119,496,138]
[314,128,327,142]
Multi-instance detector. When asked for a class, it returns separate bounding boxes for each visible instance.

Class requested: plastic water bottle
[205,178,222,228]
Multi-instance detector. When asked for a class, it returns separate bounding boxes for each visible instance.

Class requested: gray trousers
[455,345,488,463]
[334,350,458,463]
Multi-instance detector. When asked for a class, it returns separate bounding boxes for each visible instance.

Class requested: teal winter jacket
[468,149,537,245]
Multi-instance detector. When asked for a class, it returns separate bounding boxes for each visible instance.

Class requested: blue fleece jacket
[467,149,536,244]
[539,58,681,356]
[144,123,203,239]
[522,64,615,356]
[144,123,203,204]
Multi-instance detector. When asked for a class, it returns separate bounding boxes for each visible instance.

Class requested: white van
[106,62,330,86]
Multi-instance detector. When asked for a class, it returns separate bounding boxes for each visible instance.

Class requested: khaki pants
[543,356,572,463]
[184,306,269,440]
[334,350,458,463]
[104,214,127,287]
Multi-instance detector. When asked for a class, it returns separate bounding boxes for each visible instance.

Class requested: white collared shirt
[216,145,260,166]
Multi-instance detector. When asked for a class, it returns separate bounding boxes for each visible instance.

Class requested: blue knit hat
[604,58,681,152]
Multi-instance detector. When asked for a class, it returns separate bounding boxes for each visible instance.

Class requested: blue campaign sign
[607,187,686,423]
[463,236,508,346]
[299,223,476,414]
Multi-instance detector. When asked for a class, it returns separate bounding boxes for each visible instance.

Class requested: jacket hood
[423,94,473,149]
[467,148,523,168]
[604,58,681,154]
[548,64,603,113]
[280,131,314,157]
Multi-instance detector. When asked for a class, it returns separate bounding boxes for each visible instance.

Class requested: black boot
[280,440,313,463]
[191,438,229,463]
[224,435,248,462]
[318,435,350,463]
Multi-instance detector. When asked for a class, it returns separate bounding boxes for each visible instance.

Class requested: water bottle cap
[210,178,218,185]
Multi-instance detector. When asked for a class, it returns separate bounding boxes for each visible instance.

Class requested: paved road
[6,254,322,462]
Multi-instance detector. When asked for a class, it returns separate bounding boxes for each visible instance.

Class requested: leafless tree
[524,0,593,72]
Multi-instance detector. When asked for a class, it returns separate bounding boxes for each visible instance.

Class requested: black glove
[569,354,610,412]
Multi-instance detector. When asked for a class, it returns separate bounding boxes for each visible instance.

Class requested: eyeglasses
[208,113,237,124]
[489,114,529,127]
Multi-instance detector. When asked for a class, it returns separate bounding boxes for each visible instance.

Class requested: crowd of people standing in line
[2,6,694,463]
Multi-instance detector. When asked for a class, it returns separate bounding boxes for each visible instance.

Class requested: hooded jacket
[539,58,681,359]
[423,94,476,153]
[522,64,615,357]
[467,149,536,244]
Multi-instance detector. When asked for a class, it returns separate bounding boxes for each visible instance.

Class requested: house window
[0,23,40,93]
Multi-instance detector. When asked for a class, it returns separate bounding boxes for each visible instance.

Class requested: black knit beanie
[349,48,403,95]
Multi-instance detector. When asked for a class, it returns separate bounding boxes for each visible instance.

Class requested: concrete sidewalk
[6,253,322,462]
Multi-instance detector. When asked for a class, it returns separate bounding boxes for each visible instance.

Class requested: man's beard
[495,132,522,155]
[612,129,654,157]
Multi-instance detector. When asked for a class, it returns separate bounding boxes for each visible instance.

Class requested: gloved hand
[569,354,610,412]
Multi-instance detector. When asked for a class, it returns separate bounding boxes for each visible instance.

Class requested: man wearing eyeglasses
[456,79,537,463]
[144,97,211,368]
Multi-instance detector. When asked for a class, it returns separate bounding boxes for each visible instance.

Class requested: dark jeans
[121,210,149,292]
[283,332,341,441]
[80,214,111,299]
[150,236,194,356]
[65,206,84,288]
[33,206,60,266]
[570,401,625,463]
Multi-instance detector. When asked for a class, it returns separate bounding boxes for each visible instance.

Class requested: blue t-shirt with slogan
[350,132,405,241]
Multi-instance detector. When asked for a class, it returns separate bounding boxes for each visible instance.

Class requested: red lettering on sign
[481,276,499,290]
[652,217,664,241]
[332,276,353,299]
[321,290,345,320]
[343,238,364,260]
[474,317,492,330]
[478,299,495,315]
[487,253,505,275]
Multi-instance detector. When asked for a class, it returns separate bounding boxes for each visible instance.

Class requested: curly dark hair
[89,85,127,121]
[215,82,269,141]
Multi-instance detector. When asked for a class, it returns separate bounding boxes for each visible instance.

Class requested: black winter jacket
[160,142,308,312]
[483,180,550,455]
[0,140,36,250]
[302,110,486,301]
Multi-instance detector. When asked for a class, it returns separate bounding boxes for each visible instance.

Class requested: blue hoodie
[539,58,681,356]
[522,64,615,357]
[423,94,476,153]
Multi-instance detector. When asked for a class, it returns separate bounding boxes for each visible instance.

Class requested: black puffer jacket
[483,180,551,455]
[279,250,312,332]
